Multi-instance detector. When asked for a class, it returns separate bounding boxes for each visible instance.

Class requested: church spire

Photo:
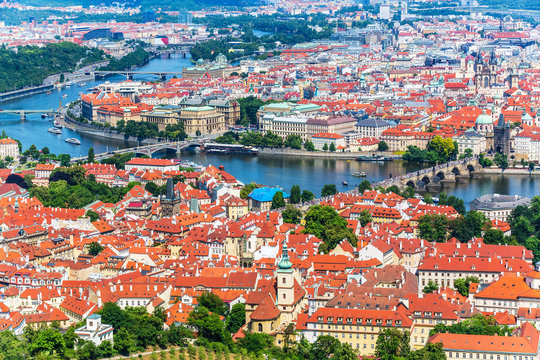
[278,244,293,272]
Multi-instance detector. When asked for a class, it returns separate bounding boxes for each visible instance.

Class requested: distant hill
[17,0,256,10]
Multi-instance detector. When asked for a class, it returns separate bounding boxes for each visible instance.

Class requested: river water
[0,53,537,205]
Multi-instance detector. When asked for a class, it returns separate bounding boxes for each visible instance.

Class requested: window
[258,323,263,332]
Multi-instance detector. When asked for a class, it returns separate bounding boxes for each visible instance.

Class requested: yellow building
[303,307,413,355]
[179,106,225,135]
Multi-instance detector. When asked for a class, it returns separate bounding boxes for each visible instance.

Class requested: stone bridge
[374,156,483,191]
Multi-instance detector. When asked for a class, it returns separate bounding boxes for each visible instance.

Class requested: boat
[342,180,348,186]
[65,138,81,145]
[356,155,391,162]
[53,120,63,128]
[352,171,366,177]
[46,91,51,95]
[48,127,62,134]
[201,143,259,155]
[79,82,87,86]
[62,94,68,98]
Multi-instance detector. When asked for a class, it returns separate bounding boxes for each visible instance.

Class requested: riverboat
[48,127,62,134]
[201,143,259,155]
[352,171,366,177]
[342,180,348,186]
[65,138,81,145]
[356,155,391,162]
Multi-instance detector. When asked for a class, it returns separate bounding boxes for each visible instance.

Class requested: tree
[290,185,301,204]
[408,342,446,360]
[5,174,28,189]
[375,329,410,360]
[99,302,126,332]
[28,328,66,357]
[88,147,95,163]
[454,276,479,297]
[145,182,160,196]
[304,205,357,252]
[58,153,71,167]
[88,242,104,256]
[494,153,508,169]
[271,191,286,209]
[282,205,302,224]
[512,216,534,244]
[418,214,449,242]
[423,280,438,294]
[238,332,273,354]
[240,182,259,199]
[329,142,336,152]
[113,328,136,356]
[321,184,337,197]
[225,303,245,333]
[310,335,341,360]
[301,190,315,202]
[430,313,512,337]
[0,330,29,360]
[197,292,227,316]
[97,340,115,358]
[284,134,302,149]
[187,306,231,344]
[482,228,506,245]
[358,180,371,193]
[423,193,434,204]
[358,209,372,227]
[377,141,389,151]
[76,340,100,360]
[322,143,328,151]
[304,140,315,151]
[450,211,488,242]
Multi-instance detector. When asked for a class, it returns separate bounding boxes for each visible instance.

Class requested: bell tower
[277,244,294,309]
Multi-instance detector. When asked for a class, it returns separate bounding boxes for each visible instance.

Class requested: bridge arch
[421,176,431,185]
[435,171,445,180]
[406,180,416,189]
[467,164,476,172]
[451,167,461,175]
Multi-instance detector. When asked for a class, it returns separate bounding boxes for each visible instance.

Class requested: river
[0,53,537,206]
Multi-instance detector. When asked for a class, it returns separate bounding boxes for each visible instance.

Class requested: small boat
[46,91,51,95]
[53,120,63,128]
[65,138,81,145]
[62,94,68,98]
[48,127,62,134]
[342,180,348,186]
[352,171,366,177]
[79,82,87,86]
[356,155,391,162]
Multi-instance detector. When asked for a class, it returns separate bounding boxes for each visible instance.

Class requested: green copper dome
[278,244,293,272]
[476,110,492,125]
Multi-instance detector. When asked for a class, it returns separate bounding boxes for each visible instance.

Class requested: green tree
[113,328,136,356]
[377,141,389,151]
[197,292,227,316]
[86,210,100,222]
[423,193,434,204]
[358,180,371,193]
[284,134,302,149]
[304,205,357,252]
[76,340,100,360]
[98,340,115,358]
[310,335,341,360]
[240,182,259,199]
[88,147,95,163]
[0,330,29,360]
[271,191,286,209]
[418,214,449,242]
[329,142,336,152]
[454,276,479,297]
[322,143,328,151]
[408,342,446,360]
[187,307,231,344]
[28,328,66,357]
[282,205,302,224]
[321,184,337,197]
[238,332,273,354]
[430,313,512,337]
[358,209,372,227]
[301,190,315,202]
[494,153,509,169]
[423,280,438,294]
[512,216,534,244]
[450,211,488,242]
[58,153,71,167]
[88,241,104,256]
[304,140,315,151]
[225,303,245,334]
[482,228,506,245]
[290,185,301,204]
[375,329,410,360]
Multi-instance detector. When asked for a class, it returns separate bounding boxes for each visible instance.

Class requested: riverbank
[258,147,398,159]
[481,167,540,175]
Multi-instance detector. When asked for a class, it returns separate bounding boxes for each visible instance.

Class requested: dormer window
[375,319,382,325]
[327,317,334,323]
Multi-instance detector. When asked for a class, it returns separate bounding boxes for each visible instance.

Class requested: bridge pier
[20,112,25,121]
[126,73,134,80]
[160,74,167,81]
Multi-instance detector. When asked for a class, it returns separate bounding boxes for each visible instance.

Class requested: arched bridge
[70,140,204,163]
[375,156,483,191]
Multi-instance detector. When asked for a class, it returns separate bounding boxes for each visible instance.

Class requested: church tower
[277,244,295,321]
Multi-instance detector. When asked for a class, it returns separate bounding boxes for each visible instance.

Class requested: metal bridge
[70,140,205,163]
[92,71,183,81]
[0,109,60,120]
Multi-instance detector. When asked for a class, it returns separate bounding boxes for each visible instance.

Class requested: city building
[311,132,346,150]
[178,106,226,135]
[0,138,19,160]
[248,187,289,212]
[470,194,531,221]
[75,314,114,346]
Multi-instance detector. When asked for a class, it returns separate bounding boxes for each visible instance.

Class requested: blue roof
[249,187,290,202]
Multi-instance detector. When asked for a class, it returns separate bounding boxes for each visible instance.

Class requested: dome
[475,110,492,125]
[522,111,533,122]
